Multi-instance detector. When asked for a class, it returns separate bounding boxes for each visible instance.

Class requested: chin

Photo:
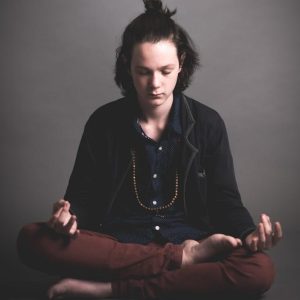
[137,92,172,108]
[147,97,166,106]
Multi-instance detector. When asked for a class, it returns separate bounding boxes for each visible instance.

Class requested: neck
[138,94,174,125]
[137,94,174,142]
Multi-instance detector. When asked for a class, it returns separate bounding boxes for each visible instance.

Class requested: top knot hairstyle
[115,0,200,97]
[144,0,176,17]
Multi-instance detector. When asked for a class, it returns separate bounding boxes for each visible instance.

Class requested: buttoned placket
[151,142,166,231]
[151,142,165,207]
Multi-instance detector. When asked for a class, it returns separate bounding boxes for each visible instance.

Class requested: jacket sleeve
[206,114,256,240]
[64,122,104,230]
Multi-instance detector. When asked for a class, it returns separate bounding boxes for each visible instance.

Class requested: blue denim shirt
[101,94,210,244]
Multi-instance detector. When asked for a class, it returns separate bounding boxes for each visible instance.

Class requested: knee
[235,251,275,295]
[16,222,46,265]
[253,253,275,294]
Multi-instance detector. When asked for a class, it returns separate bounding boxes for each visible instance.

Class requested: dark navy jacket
[64,94,256,240]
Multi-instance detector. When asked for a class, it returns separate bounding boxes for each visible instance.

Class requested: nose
[149,72,161,89]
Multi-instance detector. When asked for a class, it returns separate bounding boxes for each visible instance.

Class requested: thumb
[53,199,67,214]
[63,200,71,211]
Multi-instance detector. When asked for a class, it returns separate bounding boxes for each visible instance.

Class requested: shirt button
[158,146,163,151]
[153,173,157,179]
[154,225,160,231]
[152,200,157,205]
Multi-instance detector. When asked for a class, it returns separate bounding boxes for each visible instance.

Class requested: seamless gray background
[0,0,299,296]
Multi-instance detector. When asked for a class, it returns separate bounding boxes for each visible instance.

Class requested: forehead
[131,40,179,67]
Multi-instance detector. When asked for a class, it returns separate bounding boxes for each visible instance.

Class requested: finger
[49,202,71,233]
[63,200,71,213]
[72,228,80,237]
[261,214,273,249]
[251,237,258,252]
[244,228,258,251]
[47,206,64,229]
[235,238,242,247]
[69,220,80,237]
[53,204,65,218]
[257,223,266,251]
[55,204,72,230]
[52,199,66,214]
[226,236,242,248]
[65,215,78,235]
[272,222,283,245]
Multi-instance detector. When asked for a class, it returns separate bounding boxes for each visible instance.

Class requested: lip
[148,93,163,98]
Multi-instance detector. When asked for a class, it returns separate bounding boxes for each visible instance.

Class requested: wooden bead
[131,149,179,212]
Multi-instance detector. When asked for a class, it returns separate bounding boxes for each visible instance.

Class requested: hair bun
[143,0,176,17]
[144,0,162,12]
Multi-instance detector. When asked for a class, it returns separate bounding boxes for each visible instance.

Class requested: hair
[114,0,200,97]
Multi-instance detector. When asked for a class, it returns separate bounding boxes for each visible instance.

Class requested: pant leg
[16,222,182,280]
[113,247,275,299]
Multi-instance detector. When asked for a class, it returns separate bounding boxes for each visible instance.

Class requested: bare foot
[47,278,112,299]
[181,234,242,267]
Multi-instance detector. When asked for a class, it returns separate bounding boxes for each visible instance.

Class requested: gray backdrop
[1,0,299,284]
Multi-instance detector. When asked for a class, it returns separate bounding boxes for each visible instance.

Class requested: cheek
[132,75,142,86]
[168,73,179,87]
[132,76,148,93]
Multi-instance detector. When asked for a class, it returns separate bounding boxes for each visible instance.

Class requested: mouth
[148,93,163,98]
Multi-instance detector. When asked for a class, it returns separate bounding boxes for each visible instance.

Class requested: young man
[17,1,282,299]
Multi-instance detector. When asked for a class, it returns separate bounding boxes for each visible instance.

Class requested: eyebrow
[136,64,176,70]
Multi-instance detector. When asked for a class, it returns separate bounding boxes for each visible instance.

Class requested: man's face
[130,40,181,109]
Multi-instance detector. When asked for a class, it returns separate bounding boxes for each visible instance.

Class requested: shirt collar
[169,92,182,135]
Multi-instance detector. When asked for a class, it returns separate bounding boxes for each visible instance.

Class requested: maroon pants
[17,223,275,299]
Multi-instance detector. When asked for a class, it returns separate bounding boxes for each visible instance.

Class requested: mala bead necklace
[131,149,179,212]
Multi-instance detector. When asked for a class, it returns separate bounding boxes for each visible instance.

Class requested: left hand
[245,213,283,252]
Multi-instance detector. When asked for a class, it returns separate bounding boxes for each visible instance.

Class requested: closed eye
[136,69,151,75]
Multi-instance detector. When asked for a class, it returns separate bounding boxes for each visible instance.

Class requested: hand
[245,213,282,252]
[47,199,80,236]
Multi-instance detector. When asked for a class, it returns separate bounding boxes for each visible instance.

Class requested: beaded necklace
[131,149,179,212]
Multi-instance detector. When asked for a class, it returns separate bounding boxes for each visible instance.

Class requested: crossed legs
[17,223,275,299]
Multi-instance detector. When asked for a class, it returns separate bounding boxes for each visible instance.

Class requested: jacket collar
[181,94,199,216]
[181,94,195,136]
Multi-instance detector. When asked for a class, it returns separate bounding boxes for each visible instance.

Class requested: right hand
[47,199,80,236]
